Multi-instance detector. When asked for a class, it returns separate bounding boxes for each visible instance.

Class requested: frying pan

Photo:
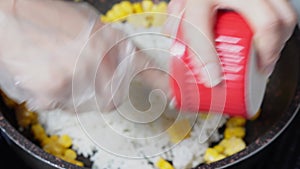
[0,0,300,169]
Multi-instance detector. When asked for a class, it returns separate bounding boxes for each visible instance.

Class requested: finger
[268,0,298,41]
[181,0,222,87]
[217,0,285,75]
[162,0,186,36]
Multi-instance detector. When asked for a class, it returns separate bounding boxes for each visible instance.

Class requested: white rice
[38,103,227,169]
[36,22,229,169]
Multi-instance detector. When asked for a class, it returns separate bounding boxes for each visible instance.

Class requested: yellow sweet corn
[204,148,226,164]
[167,118,191,143]
[31,123,47,141]
[111,3,128,21]
[100,15,109,23]
[101,1,168,27]
[106,10,117,22]
[71,160,84,167]
[156,158,175,169]
[219,137,246,156]
[141,0,154,12]
[132,2,143,13]
[40,137,51,147]
[43,141,65,156]
[58,134,73,148]
[213,145,225,154]
[64,149,77,160]
[1,86,82,167]
[224,127,246,139]
[59,150,84,167]
[120,1,134,14]
[204,115,248,164]
[226,117,246,127]
[50,135,59,142]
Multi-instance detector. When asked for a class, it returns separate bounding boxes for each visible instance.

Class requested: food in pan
[0,1,251,169]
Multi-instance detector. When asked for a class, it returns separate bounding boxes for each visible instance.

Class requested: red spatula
[169,10,269,119]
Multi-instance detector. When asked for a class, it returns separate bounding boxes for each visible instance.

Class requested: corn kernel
[226,117,246,127]
[43,142,64,156]
[40,137,51,147]
[157,1,167,11]
[132,3,143,13]
[111,4,128,21]
[58,134,72,148]
[167,118,191,143]
[204,148,226,164]
[106,10,117,21]
[59,155,84,167]
[213,145,225,154]
[219,137,246,156]
[72,160,84,167]
[31,124,47,141]
[64,149,77,160]
[156,158,175,169]
[120,1,133,14]
[224,127,246,139]
[50,135,59,142]
[141,0,154,12]
[100,15,109,23]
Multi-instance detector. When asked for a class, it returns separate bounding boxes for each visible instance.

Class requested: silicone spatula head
[169,10,269,119]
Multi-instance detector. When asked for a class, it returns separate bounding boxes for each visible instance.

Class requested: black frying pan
[0,1,300,169]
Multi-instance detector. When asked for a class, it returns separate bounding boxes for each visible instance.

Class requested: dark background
[1,110,299,169]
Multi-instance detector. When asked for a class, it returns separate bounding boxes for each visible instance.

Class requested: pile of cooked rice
[37,97,228,169]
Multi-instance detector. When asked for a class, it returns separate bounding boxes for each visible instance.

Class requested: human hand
[164,0,298,87]
[0,0,164,113]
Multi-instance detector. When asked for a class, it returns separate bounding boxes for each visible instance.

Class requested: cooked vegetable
[141,0,154,12]
[36,131,84,167]
[156,158,175,169]
[204,116,247,164]
[58,134,73,148]
[132,2,143,13]
[224,127,246,139]
[213,145,225,154]
[1,91,83,167]
[219,137,246,156]
[101,0,167,27]
[225,116,247,127]
[204,148,226,164]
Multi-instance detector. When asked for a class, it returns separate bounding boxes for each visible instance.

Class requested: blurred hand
[165,0,298,87]
[0,0,165,113]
